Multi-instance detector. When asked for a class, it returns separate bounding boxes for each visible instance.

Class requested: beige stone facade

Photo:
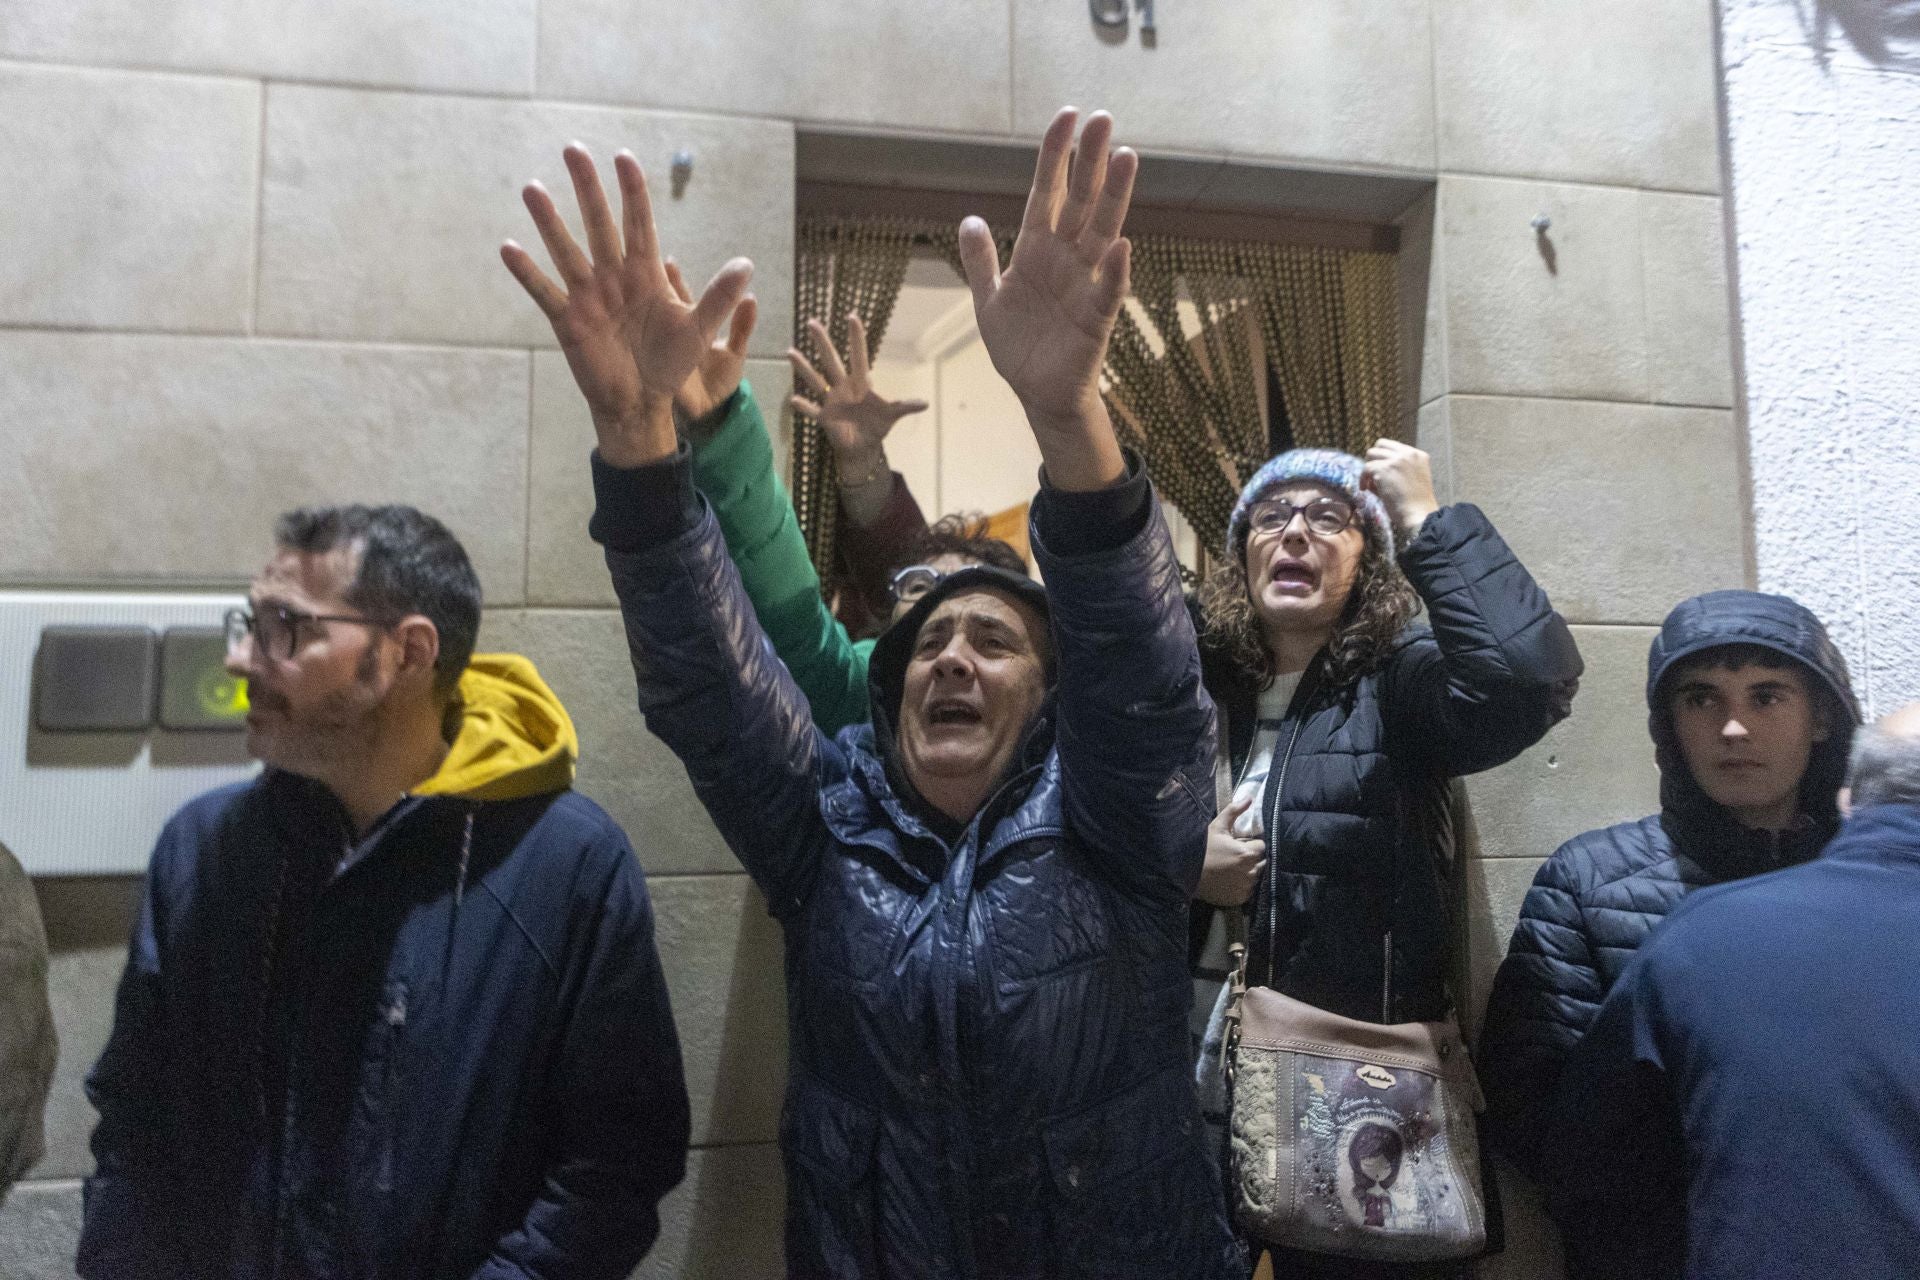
[0,3,1747,1276]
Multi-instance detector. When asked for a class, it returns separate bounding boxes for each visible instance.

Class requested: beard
[246,646,388,778]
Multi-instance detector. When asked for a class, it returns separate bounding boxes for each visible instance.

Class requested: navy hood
[866,565,1055,826]
[1646,590,1861,872]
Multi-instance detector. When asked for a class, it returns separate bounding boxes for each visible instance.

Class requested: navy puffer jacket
[1223,504,1583,1025]
[1479,590,1860,1196]
[599,458,1242,1280]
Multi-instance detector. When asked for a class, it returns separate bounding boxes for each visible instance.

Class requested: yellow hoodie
[412,653,578,803]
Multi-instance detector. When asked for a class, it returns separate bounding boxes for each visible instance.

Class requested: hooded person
[79,505,689,1280]
[1540,704,1920,1280]
[1478,589,1861,1274]
[506,110,1245,1279]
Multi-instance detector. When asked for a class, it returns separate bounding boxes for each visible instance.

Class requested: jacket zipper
[1381,930,1393,1023]
[377,987,407,1196]
[1261,666,1318,988]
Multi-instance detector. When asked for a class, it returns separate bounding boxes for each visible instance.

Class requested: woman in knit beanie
[1192,438,1583,1279]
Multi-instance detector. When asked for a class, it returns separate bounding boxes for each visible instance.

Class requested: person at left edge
[0,835,57,1204]
[77,504,689,1280]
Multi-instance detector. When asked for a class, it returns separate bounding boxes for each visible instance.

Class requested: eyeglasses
[888,564,947,605]
[224,605,387,662]
[1246,496,1357,539]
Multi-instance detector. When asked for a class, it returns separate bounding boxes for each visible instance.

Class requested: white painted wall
[865,356,941,509]
[872,338,1206,573]
[870,277,1205,569]
[869,277,1038,526]
[1719,0,1920,715]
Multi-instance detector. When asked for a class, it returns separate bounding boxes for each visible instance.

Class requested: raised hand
[664,259,758,425]
[500,143,753,466]
[1360,438,1440,544]
[788,315,929,480]
[958,107,1135,490]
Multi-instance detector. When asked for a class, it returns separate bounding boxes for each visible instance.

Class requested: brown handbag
[1216,688,1489,1262]
[1222,960,1487,1261]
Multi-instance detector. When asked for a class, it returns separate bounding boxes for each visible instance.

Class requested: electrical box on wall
[158,627,250,731]
[3,592,259,877]
[33,626,160,732]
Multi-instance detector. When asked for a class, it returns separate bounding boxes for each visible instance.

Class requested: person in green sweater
[663,263,1024,735]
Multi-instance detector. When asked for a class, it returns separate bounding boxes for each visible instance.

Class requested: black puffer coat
[1478,589,1860,1194]
[598,456,1242,1280]
[1223,504,1582,1024]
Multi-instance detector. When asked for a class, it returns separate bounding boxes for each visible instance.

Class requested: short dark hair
[1666,642,1800,683]
[273,505,481,695]
[1664,643,1835,726]
[892,513,1028,578]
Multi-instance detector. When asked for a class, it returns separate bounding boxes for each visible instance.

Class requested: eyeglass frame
[1244,495,1358,540]
[224,604,391,662]
[887,564,949,605]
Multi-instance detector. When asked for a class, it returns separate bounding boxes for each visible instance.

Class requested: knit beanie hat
[1225,448,1395,557]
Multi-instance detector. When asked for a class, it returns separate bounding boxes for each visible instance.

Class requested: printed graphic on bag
[1286,1052,1478,1250]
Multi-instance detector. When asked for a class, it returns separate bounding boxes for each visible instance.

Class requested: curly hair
[1198,519,1419,692]
[892,513,1028,578]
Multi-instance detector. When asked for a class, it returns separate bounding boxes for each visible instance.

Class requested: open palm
[502,145,752,464]
[665,259,758,423]
[961,109,1136,423]
[789,314,928,465]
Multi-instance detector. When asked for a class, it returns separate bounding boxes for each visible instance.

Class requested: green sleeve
[687,382,873,734]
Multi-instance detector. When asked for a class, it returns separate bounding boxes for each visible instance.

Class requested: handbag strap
[1213,695,1234,816]
[1261,661,1320,990]
[1215,695,1252,982]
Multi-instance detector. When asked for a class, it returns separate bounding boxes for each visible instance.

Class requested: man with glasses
[80,504,689,1280]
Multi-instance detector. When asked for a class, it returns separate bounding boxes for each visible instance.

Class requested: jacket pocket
[781,1072,883,1278]
[1042,1066,1238,1279]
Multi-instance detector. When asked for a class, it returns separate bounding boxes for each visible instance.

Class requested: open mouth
[1268,558,1319,593]
[926,700,983,728]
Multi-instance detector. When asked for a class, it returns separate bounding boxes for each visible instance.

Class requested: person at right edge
[1196,443,1583,1279]
[1537,703,1920,1280]
[1478,589,1860,1278]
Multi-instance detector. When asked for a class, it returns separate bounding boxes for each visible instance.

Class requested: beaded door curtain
[789,215,1397,578]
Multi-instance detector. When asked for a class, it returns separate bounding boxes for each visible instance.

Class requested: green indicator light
[197,669,248,718]
[159,626,248,732]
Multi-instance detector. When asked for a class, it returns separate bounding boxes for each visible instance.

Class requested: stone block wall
[0,3,1746,1276]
